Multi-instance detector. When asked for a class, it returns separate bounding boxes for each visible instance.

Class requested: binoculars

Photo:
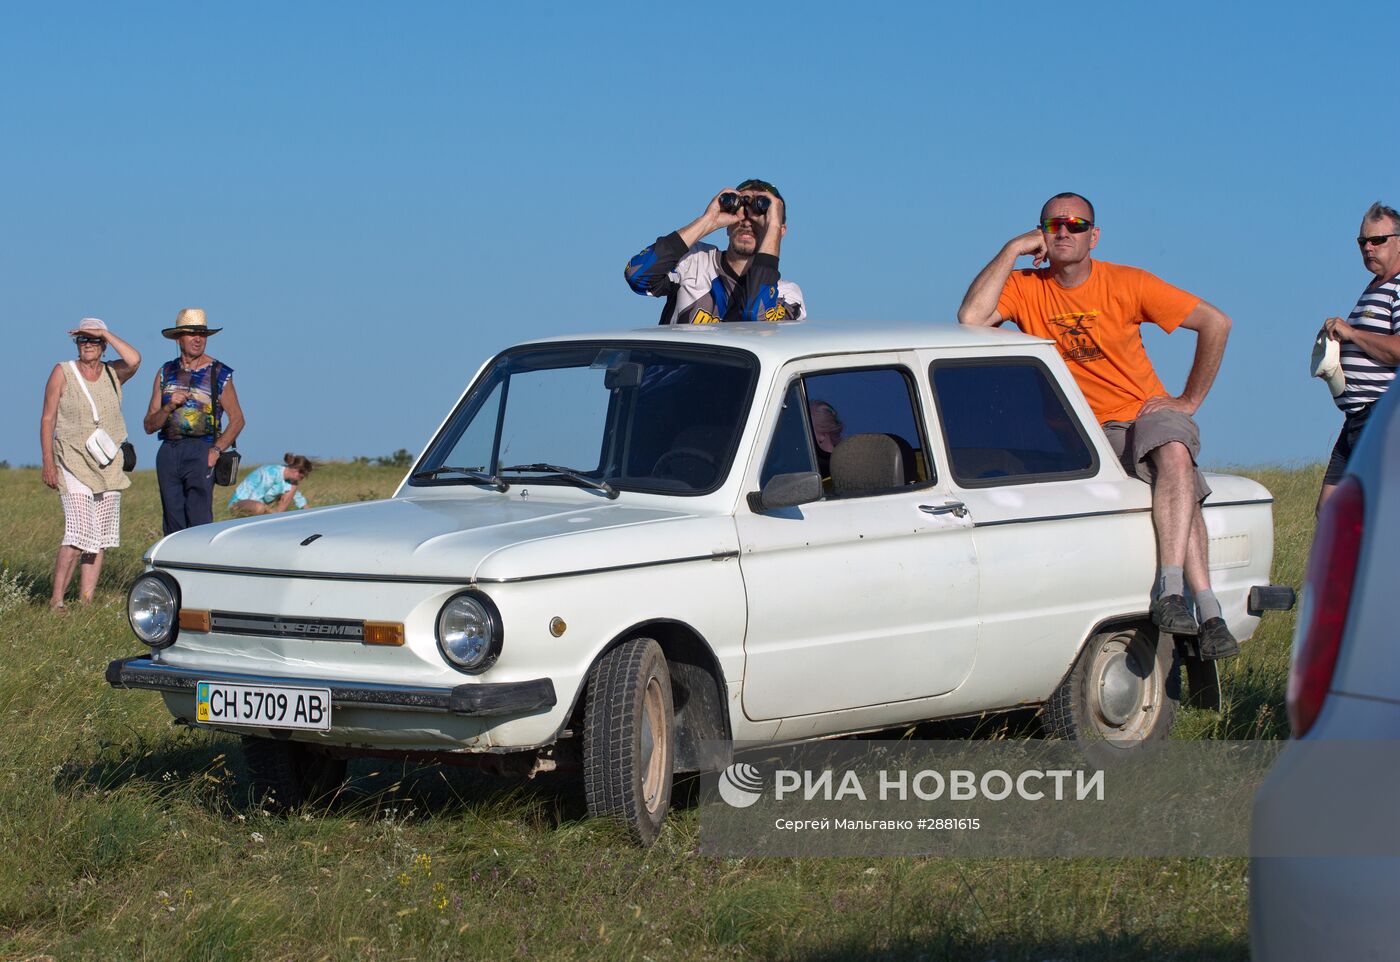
[719,192,772,216]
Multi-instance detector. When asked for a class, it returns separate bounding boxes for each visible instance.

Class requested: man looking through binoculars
[625,179,806,325]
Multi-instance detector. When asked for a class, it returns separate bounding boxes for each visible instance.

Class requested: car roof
[519,319,1051,364]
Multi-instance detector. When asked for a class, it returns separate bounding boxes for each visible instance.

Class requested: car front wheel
[241,736,348,810]
[1041,626,1178,750]
[583,637,675,846]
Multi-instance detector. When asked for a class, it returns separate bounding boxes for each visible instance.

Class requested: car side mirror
[748,471,823,512]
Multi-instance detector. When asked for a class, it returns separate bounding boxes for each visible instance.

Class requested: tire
[1041,626,1178,752]
[242,736,348,810]
[583,638,675,846]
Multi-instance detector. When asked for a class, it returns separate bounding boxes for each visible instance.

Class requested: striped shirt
[1336,272,1400,415]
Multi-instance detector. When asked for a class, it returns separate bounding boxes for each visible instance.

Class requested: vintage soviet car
[108,320,1289,844]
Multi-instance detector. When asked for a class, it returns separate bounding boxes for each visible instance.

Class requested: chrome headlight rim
[127,570,181,649]
[435,590,503,674]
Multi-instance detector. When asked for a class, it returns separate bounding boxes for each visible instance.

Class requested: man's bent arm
[957,229,1046,327]
[625,192,740,297]
[1142,301,1231,417]
[1323,315,1400,366]
[624,232,690,297]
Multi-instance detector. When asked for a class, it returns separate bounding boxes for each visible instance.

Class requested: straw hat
[1310,331,1345,398]
[161,307,223,339]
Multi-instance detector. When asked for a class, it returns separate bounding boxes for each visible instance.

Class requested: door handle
[919,501,969,519]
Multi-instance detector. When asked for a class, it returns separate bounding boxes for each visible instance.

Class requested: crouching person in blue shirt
[230,452,312,516]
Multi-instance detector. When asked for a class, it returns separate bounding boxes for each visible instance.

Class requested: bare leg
[1147,441,1197,571]
[1184,507,1210,594]
[233,500,271,516]
[77,549,104,603]
[50,544,82,607]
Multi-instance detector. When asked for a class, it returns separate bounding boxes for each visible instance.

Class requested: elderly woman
[229,453,314,515]
[39,318,142,610]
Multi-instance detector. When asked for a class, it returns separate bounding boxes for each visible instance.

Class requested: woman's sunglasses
[1040,217,1094,234]
[74,336,104,345]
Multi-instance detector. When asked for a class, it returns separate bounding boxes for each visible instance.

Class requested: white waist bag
[70,361,119,466]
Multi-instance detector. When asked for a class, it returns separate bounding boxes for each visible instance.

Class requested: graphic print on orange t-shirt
[1047,311,1104,363]
[994,261,1200,424]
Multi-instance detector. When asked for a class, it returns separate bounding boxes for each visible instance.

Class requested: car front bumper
[105,655,557,717]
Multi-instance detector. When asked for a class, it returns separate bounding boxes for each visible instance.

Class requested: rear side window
[930,358,1097,486]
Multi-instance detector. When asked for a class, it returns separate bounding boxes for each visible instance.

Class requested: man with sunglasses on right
[624,180,806,325]
[958,192,1239,660]
[1315,201,1400,514]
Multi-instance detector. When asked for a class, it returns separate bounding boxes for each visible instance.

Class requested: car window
[412,343,758,495]
[759,366,933,499]
[930,358,1097,486]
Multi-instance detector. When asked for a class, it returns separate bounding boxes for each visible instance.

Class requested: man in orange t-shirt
[958,192,1238,660]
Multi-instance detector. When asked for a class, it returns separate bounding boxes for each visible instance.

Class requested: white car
[1250,387,1400,959]
[108,320,1289,844]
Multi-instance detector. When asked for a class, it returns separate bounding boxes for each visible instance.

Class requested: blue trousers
[157,438,216,534]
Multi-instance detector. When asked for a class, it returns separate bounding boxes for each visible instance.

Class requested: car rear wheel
[241,736,348,810]
[1042,626,1178,750]
[583,637,675,846]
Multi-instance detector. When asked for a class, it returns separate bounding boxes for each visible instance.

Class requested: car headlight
[435,591,502,673]
[128,571,181,648]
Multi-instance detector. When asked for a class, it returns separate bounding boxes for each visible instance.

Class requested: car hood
[146,494,739,582]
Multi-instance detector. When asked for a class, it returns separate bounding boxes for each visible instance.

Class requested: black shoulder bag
[210,361,240,485]
[105,365,137,472]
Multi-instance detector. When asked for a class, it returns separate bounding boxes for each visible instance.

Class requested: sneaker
[1151,593,1199,636]
[1198,617,1240,660]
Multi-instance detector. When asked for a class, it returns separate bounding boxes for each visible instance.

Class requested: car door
[925,351,1156,704]
[735,356,980,721]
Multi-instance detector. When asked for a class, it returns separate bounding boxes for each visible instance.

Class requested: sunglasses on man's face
[1357,233,1400,249]
[74,336,103,345]
[1040,217,1094,234]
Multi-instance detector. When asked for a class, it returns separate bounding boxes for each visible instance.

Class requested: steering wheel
[651,447,719,488]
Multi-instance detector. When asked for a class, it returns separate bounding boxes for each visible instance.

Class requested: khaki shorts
[1102,409,1211,503]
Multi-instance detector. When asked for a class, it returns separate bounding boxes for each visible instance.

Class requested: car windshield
[410,342,758,495]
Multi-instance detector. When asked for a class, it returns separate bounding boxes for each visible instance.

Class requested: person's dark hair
[736,178,786,222]
[1364,201,1400,232]
[1041,192,1095,224]
[284,452,314,475]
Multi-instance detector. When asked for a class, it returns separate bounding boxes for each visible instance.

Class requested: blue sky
[3,2,1388,470]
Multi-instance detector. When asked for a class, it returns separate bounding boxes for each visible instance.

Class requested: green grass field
[0,462,1318,961]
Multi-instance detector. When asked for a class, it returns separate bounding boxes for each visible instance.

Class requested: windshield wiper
[500,463,618,500]
[409,466,509,492]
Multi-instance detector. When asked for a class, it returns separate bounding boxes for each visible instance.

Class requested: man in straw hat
[143,308,245,533]
[1316,201,1400,513]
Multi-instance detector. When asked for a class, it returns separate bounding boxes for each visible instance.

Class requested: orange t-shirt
[995,260,1200,424]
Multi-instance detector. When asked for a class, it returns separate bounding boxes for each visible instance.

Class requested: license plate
[195,681,332,731]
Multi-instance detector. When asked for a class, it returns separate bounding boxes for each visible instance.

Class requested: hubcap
[1089,631,1160,740]
[1097,650,1141,726]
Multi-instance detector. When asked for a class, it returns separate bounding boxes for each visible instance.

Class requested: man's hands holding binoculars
[702,186,782,234]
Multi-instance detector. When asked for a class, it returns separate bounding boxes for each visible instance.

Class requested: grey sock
[1195,589,1222,623]
[1158,566,1185,597]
